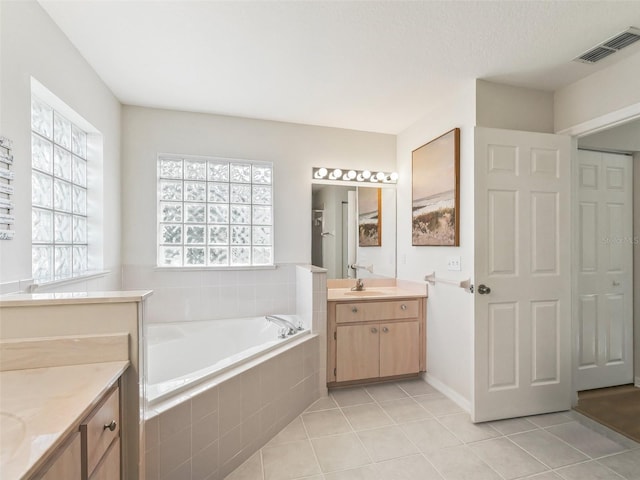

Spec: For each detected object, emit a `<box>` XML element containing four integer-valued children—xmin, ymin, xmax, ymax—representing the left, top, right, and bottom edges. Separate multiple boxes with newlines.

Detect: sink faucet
<box><xmin>351</xmin><ymin>278</ymin><xmax>365</xmax><ymax>291</ymax></box>
<box><xmin>265</xmin><ymin>315</ymin><xmax>301</xmax><ymax>337</ymax></box>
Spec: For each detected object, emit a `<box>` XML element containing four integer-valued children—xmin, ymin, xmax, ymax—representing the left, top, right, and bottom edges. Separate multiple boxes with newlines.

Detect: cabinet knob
<box><xmin>371</xmin><ymin>327</ymin><xmax>377</xmax><ymax>333</ymax></box>
<box><xmin>382</xmin><ymin>327</ymin><xmax>389</xmax><ymax>333</ymax></box>
<box><xmin>400</xmin><ymin>304</ymin><xmax>407</xmax><ymax>310</ymax></box>
<box><xmin>104</xmin><ymin>420</ymin><xmax>117</xmax><ymax>432</ymax></box>
<box><xmin>351</xmin><ymin>307</ymin><xmax>358</xmax><ymax>313</ymax></box>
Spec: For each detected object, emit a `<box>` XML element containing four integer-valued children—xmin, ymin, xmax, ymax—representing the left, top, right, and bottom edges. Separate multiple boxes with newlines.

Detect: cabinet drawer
<box><xmin>82</xmin><ymin>387</ymin><xmax>120</xmax><ymax>477</ymax></box>
<box><xmin>336</xmin><ymin>299</ymin><xmax>418</xmax><ymax>323</ymax></box>
<box><xmin>90</xmin><ymin>437</ymin><xmax>120</xmax><ymax>480</ymax></box>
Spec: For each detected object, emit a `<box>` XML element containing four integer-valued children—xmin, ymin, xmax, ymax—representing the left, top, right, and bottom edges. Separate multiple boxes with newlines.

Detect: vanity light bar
<box><xmin>312</xmin><ymin>167</ymin><xmax>398</xmax><ymax>184</ymax></box>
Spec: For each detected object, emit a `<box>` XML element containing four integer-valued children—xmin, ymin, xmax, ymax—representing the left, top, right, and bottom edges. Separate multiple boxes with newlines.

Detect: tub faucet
<box><xmin>265</xmin><ymin>315</ymin><xmax>300</xmax><ymax>336</ymax></box>
<box><xmin>351</xmin><ymin>278</ymin><xmax>365</xmax><ymax>291</ymax></box>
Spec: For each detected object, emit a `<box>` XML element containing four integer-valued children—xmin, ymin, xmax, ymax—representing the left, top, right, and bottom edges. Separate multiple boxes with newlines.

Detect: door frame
<box><xmin>559</xmin><ymin>103</ymin><xmax>640</xmax><ymax>404</ymax></box>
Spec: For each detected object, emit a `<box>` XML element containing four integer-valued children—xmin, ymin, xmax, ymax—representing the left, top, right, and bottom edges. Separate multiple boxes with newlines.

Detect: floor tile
<box><xmin>395</xmin><ymin>378</ymin><xmax>439</xmax><ymax>396</ymax></box>
<box><xmin>305</xmin><ymin>396</ymin><xmax>338</xmax><ymax>412</ymax></box>
<box><xmin>437</xmin><ymin>413</ymin><xmax>501</xmax><ymax>443</ymax></box>
<box><xmin>488</xmin><ymin>417</ymin><xmax>539</xmax><ymax>435</ymax></box>
<box><xmin>224</xmin><ymin>452</ymin><xmax>262</xmax><ymax>480</ymax></box>
<box><xmin>302</xmin><ymin>409</ymin><xmax>351</xmax><ymax>437</ymax></box>
<box><xmin>365</xmin><ymin>383</ymin><xmax>409</xmax><ymax>402</ymax></box>
<box><xmin>261</xmin><ymin>439</ymin><xmax>321</xmax><ymax>480</ymax></box>
<box><xmin>330</xmin><ymin>387</ymin><xmax>374</xmax><ymax>407</ymax></box>
<box><xmin>597</xmin><ymin>449</ymin><xmax>640</xmax><ymax>480</ymax></box>
<box><xmin>311</xmin><ymin>432</ymin><xmax>372</xmax><ymax>473</ymax></box>
<box><xmin>424</xmin><ymin>445</ymin><xmax>502</xmax><ymax>480</ymax></box>
<box><xmin>555</xmin><ymin>460</ymin><xmax>625</xmax><ymax>480</ymax></box>
<box><xmin>509</xmin><ymin>430</ymin><xmax>589</xmax><ymax>468</ymax></box>
<box><xmin>266</xmin><ymin>417</ymin><xmax>308</xmax><ymax>446</ymax></box>
<box><xmin>414</xmin><ymin>395</ymin><xmax>464</xmax><ymax>416</ymax></box>
<box><xmin>526</xmin><ymin>472</ymin><xmax>563</xmax><ymax>479</ymax></box>
<box><xmin>375</xmin><ymin>454</ymin><xmax>443</xmax><ymax>480</ymax></box>
<box><xmin>379</xmin><ymin>398</ymin><xmax>432</xmax><ymax>423</ymax></box>
<box><xmin>400</xmin><ymin>418</ymin><xmax>462</xmax><ymax>453</ymax></box>
<box><xmin>470</xmin><ymin>437</ymin><xmax>548</xmax><ymax>479</ymax></box>
<box><xmin>357</xmin><ymin>425</ymin><xmax>419</xmax><ymax>462</ymax></box>
<box><xmin>342</xmin><ymin>403</ymin><xmax>394</xmax><ymax>431</ymax></box>
<box><xmin>527</xmin><ymin>412</ymin><xmax>574</xmax><ymax>428</ymax></box>
<box><xmin>323</xmin><ymin>464</ymin><xmax>379</xmax><ymax>480</ymax></box>
<box><xmin>547</xmin><ymin>421</ymin><xmax>627</xmax><ymax>458</ymax></box>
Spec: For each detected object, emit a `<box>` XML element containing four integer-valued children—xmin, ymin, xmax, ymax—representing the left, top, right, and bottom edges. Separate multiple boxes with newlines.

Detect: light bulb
<box><xmin>317</xmin><ymin>167</ymin><xmax>327</xmax><ymax>178</ymax></box>
<box><xmin>333</xmin><ymin>168</ymin><xmax>342</xmax><ymax>177</ymax></box>
<box><xmin>390</xmin><ymin>172</ymin><xmax>399</xmax><ymax>181</ymax></box>
<box><xmin>370</xmin><ymin>176</ymin><xmax>378</xmax><ymax>183</ymax></box>
<box><xmin>348</xmin><ymin>170</ymin><xmax>357</xmax><ymax>179</ymax></box>
<box><xmin>356</xmin><ymin>174</ymin><xmax>365</xmax><ymax>182</ymax></box>
<box><xmin>376</xmin><ymin>171</ymin><xmax>385</xmax><ymax>181</ymax></box>
<box><xmin>362</xmin><ymin>170</ymin><xmax>371</xmax><ymax>179</ymax></box>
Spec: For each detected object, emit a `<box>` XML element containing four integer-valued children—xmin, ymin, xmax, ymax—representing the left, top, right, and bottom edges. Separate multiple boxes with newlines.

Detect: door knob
<box><xmin>477</xmin><ymin>284</ymin><xmax>491</xmax><ymax>295</ymax></box>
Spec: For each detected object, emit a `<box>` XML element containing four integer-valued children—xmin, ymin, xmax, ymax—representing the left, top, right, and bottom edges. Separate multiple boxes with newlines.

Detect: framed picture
<box><xmin>358</xmin><ymin>187</ymin><xmax>382</xmax><ymax>247</ymax></box>
<box><xmin>411</xmin><ymin>128</ymin><xmax>460</xmax><ymax>246</ymax></box>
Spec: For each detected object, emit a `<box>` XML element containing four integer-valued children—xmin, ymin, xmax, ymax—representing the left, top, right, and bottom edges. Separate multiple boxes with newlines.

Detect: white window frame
<box><xmin>157</xmin><ymin>154</ymin><xmax>274</xmax><ymax>268</ymax></box>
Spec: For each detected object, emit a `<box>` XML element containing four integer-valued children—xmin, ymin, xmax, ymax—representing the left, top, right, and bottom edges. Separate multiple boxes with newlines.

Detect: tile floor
<box><xmin>224</xmin><ymin>379</ymin><xmax>640</xmax><ymax>480</ymax></box>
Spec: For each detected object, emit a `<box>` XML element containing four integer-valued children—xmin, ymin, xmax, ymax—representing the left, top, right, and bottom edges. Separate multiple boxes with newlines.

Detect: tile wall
<box><xmin>145</xmin><ymin>335</ymin><xmax>320</xmax><ymax>480</ymax></box>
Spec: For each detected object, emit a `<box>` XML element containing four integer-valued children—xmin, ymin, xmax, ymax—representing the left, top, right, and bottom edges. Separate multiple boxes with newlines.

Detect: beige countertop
<box><xmin>0</xmin><ymin>290</ymin><xmax>153</xmax><ymax>307</ymax></box>
<box><xmin>327</xmin><ymin>286</ymin><xmax>427</xmax><ymax>301</ymax></box>
<box><xmin>0</xmin><ymin>361</ymin><xmax>129</xmax><ymax>479</ymax></box>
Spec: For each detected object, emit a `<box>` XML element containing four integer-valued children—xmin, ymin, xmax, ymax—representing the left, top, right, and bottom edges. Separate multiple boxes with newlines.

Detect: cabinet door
<box><xmin>336</xmin><ymin>324</ymin><xmax>379</xmax><ymax>382</ymax></box>
<box><xmin>380</xmin><ymin>321</ymin><xmax>419</xmax><ymax>377</ymax></box>
<box><xmin>41</xmin><ymin>432</ymin><xmax>82</xmax><ymax>480</ymax></box>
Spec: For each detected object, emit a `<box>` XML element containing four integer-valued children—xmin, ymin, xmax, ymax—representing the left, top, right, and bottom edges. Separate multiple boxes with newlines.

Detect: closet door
<box><xmin>576</xmin><ymin>150</ymin><xmax>633</xmax><ymax>391</ymax></box>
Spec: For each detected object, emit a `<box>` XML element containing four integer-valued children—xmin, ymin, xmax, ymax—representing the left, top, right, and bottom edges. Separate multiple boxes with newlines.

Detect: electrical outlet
<box><xmin>447</xmin><ymin>256</ymin><xmax>461</xmax><ymax>271</ymax></box>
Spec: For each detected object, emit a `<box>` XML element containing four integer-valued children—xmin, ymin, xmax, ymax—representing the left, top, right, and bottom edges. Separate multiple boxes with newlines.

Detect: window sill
<box><xmin>154</xmin><ymin>265</ymin><xmax>277</xmax><ymax>272</ymax></box>
<box><xmin>28</xmin><ymin>270</ymin><xmax>112</xmax><ymax>292</ymax></box>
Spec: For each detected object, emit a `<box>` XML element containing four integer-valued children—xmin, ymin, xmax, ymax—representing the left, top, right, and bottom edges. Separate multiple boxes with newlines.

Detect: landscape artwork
<box><xmin>411</xmin><ymin>128</ymin><xmax>460</xmax><ymax>246</ymax></box>
<box><xmin>358</xmin><ymin>187</ymin><xmax>381</xmax><ymax>247</ymax></box>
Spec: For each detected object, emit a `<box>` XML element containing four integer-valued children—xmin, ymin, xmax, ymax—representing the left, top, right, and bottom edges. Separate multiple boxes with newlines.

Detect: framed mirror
<box><xmin>311</xmin><ymin>183</ymin><xmax>396</xmax><ymax>279</ymax></box>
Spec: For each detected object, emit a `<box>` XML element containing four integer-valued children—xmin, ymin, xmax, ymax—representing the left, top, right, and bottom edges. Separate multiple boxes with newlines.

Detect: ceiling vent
<box><xmin>574</xmin><ymin>27</ymin><xmax>640</xmax><ymax>64</ymax></box>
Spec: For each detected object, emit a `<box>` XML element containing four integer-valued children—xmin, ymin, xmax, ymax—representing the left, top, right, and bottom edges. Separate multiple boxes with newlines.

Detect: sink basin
<box><xmin>0</xmin><ymin>412</ymin><xmax>26</xmax><ymax>460</ymax></box>
<box><xmin>343</xmin><ymin>290</ymin><xmax>386</xmax><ymax>296</ymax></box>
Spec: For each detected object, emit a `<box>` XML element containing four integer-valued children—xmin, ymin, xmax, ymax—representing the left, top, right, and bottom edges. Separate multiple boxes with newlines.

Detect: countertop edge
<box><xmin>1</xmin><ymin>360</ymin><xmax>130</xmax><ymax>479</ymax></box>
<box><xmin>0</xmin><ymin>290</ymin><xmax>153</xmax><ymax>307</ymax></box>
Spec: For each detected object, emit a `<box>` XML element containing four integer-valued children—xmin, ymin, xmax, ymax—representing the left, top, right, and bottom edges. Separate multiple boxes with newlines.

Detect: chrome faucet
<box><xmin>351</xmin><ymin>278</ymin><xmax>365</xmax><ymax>291</ymax></box>
<box><xmin>265</xmin><ymin>315</ymin><xmax>301</xmax><ymax>337</ymax></box>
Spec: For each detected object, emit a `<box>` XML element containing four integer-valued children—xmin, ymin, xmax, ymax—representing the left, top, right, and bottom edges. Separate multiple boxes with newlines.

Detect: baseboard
<box><xmin>422</xmin><ymin>372</ymin><xmax>471</xmax><ymax>413</ymax></box>
<box><xmin>635</xmin><ymin>376</ymin><xmax>640</xmax><ymax>388</ymax></box>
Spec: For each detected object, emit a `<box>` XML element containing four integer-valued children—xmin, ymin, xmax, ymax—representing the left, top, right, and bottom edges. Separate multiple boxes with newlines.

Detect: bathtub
<box><xmin>146</xmin><ymin>315</ymin><xmax>310</xmax><ymax>406</ymax></box>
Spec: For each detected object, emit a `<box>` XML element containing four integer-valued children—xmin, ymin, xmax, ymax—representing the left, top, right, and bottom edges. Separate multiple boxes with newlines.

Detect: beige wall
<box><xmin>578</xmin><ymin>119</ymin><xmax>640</xmax><ymax>152</ymax></box>
<box><xmin>396</xmin><ymin>81</ymin><xmax>476</xmax><ymax>407</ymax></box>
<box><xmin>476</xmin><ymin>80</ymin><xmax>554</xmax><ymax>133</ymax></box>
<box><xmin>554</xmin><ymin>51</ymin><xmax>640</xmax><ymax>133</ymax></box>
<box><xmin>0</xmin><ymin>0</ymin><xmax>122</xmax><ymax>291</ymax></box>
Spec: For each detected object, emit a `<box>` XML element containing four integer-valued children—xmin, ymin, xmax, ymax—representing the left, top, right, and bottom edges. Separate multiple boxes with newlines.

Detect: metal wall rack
<box><xmin>0</xmin><ymin>136</ymin><xmax>15</xmax><ymax>240</ymax></box>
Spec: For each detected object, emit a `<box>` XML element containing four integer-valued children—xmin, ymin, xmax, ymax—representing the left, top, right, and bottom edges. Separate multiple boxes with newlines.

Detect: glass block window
<box><xmin>31</xmin><ymin>97</ymin><xmax>88</xmax><ymax>281</ymax></box>
<box><xmin>158</xmin><ymin>155</ymin><xmax>273</xmax><ymax>267</ymax></box>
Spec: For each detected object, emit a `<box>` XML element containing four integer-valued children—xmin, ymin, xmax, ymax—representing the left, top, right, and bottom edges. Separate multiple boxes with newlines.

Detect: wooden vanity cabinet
<box><xmin>33</xmin><ymin>380</ymin><xmax>122</xmax><ymax>480</ymax></box>
<box><xmin>328</xmin><ymin>297</ymin><xmax>426</xmax><ymax>385</ymax></box>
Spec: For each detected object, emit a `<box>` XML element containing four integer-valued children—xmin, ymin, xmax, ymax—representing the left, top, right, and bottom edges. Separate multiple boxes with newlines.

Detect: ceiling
<box><xmin>39</xmin><ymin>1</ymin><xmax>640</xmax><ymax>134</ymax></box>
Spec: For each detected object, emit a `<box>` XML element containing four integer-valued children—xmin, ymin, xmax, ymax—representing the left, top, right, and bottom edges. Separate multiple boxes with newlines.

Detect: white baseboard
<box><xmin>421</xmin><ymin>372</ymin><xmax>471</xmax><ymax>413</ymax></box>
<box><xmin>635</xmin><ymin>376</ymin><xmax>640</xmax><ymax>388</ymax></box>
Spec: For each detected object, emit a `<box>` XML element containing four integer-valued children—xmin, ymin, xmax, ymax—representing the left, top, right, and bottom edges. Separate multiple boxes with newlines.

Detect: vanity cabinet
<box><xmin>32</xmin><ymin>380</ymin><xmax>122</xmax><ymax>480</ymax></box>
<box><xmin>328</xmin><ymin>296</ymin><xmax>426</xmax><ymax>385</ymax></box>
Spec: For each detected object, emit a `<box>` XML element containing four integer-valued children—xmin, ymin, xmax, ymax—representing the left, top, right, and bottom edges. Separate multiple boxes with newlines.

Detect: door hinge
<box><xmin>334</xmin><ymin>331</ymin><xmax>337</xmax><ymax>340</ymax></box>
<box><xmin>334</xmin><ymin>367</ymin><xmax>337</xmax><ymax>377</ymax></box>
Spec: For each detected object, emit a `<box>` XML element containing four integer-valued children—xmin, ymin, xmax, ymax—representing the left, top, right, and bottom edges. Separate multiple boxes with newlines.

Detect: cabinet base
<box><xmin>327</xmin><ymin>371</ymin><xmax>424</xmax><ymax>389</ymax></box>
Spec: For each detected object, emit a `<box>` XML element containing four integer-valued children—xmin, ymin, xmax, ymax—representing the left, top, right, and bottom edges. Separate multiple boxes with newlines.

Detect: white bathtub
<box><xmin>145</xmin><ymin>315</ymin><xmax>309</xmax><ymax>406</ymax></box>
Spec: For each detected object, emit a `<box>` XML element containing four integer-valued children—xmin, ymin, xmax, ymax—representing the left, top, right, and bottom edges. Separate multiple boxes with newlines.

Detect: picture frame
<box><xmin>358</xmin><ymin>187</ymin><xmax>382</xmax><ymax>247</ymax></box>
<box><xmin>411</xmin><ymin>128</ymin><xmax>460</xmax><ymax>246</ymax></box>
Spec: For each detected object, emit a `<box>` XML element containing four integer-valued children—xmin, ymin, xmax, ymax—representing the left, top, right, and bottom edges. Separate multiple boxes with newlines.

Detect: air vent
<box><xmin>574</xmin><ymin>27</ymin><xmax>640</xmax><ymax>64</ymax></box>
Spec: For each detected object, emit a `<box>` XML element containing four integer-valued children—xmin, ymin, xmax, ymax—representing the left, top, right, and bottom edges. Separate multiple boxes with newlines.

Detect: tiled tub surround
<box><xmin>145</xmin><ymin>334</ymin><xmax>320</xmax><ymax>480</ymax></box>
<box><xmin>146</xmin><ymin>316</ymin><xmax>310</xmax><ymax>404</ymax></box>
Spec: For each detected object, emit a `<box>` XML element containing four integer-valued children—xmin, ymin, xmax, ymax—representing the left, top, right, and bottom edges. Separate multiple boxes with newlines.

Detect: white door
<box><xmin>575</xmin><ymin>150</ymin><xmax>633</xmax><ymax>391</ymax></box>
<box><xmin>473</xmin><ymin>127</ymin><xmax>572</xmax><ymax>422</ymax></box>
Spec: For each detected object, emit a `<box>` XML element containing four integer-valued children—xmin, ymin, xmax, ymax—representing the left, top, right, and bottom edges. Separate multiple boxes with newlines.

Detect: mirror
<box><xmin>311</xmin><ymin>183</ymin><xmax>396</xmax><ymax>279</ymax></box>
